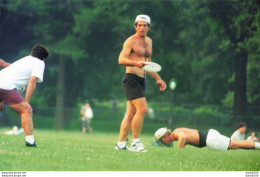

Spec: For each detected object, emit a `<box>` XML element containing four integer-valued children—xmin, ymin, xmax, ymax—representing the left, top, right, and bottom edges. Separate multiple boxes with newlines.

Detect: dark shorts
<box><xmin>0</xmin><ymin>88</ymin><xmax>24</xmax><ymax>105</ymax></box>
<box><xmin>198</xmin><ymin>130</ymin><xmax>209</xmax><ymax>147</ymax></box>
<box><xmin>81</xmin><ymin>120</ymin><xmax>86</xmax><ymax>128</ymax></box>
<box><xmin>122</xmin><ymin>73</ymin><xmax>146</xmax><ymax>100</ymax></box>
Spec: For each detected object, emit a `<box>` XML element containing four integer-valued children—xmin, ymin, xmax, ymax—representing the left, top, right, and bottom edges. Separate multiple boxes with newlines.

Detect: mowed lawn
<box><xmin>0</xmin><ymin>128</ymin><xmax>259</xmax><ymax>171</ymax></box>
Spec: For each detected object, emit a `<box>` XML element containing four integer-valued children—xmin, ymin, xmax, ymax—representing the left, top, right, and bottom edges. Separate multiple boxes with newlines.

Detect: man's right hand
<box><xmin>25</xmin><ymin>102</ymin><xmax>33</xmax><ymax>113</ymax></box>
<box><xmin>137</xmin><ymin>61</ymin><xmax>147</xmax><ymax>68</ymax></box>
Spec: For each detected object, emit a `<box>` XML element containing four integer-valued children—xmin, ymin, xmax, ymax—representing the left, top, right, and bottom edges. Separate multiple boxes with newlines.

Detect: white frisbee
<box><xmin>142</xmin><ymin>62</ymin><xmax>162</xmax><ymax>72</ymax></box>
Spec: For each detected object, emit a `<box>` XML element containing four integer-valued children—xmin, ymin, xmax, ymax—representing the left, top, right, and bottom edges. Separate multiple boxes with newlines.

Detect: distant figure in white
<box><xmin>80</xmin><ymin>102</ymin><xmax>94</xmax><ymax>134</ymax></box>
<box><xmin>147</xmin><ymin>107</ymin><xmax>155</xmax><ymax>119</ymax></box>
<box><xmin>231</xmin><ymin>122</ymin><xmax>246</xmax><ymax>141</ymax></box>
<box><xmin>4</xmin><ymin>126</ymin><xmax>24</xmax><ymax>135</ymax></box>
<box><xmin>247</xmin><ymin>132</ymin><xmax>259</xmax><ymax>142</ymax></box>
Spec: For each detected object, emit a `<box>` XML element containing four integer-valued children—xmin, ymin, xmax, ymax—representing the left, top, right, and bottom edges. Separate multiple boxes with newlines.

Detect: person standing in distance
<box><xmin>0</xmin><ymin>44</ymin><xmax>49</xmax><ymax>147</ymax></box>
<box><xmin>116</xmin><ymin>15</ymin><xmax>167</xmax><ymax>152</ymax></box>
<box><xmin>231</xmin><ymin>122</ymin><xmax>247</xmax><ymax>141</ymax></box>
<box><xmin>80</xmin><ymin>102</ymin><xmax>94</xmax><ymax>134</ymax></box>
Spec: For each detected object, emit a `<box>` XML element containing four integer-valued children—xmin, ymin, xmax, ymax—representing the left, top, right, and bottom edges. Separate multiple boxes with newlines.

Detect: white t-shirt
<box><xmin>0</xmin><ymin>55</ymin><xmax>45</xmax><ymax>91</ymax></box>
<box><xmin>247</xmin><ymin>136</ymin><xmax>257</xmax><ymax>142</ymax></box>
<box><xmin>84</xmin><ymin>108</ymin><xmax>93</xmax><ymax>119</ymax></box>
<box><xmin>231</xmin><ymin>130</ymin><xmax>245</xmax><ymax>141</ymax></box>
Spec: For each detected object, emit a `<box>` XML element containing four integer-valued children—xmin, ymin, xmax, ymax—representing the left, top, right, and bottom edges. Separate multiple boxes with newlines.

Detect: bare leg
<box><xmin>82</xmin><ymin>127</ymin><xmax>86</xmax><ymax>134</ymax></box>
<box><xmin>118</xmin><ymin>101</ymin><xmax>136</xmax><ymax>142</ymax></box>
<box><xmin>228</xmin><ymin>140</ymin><xmax>255</xmax><ymax>149</ymax></box>
<box><xmin>131</xmin><ymin>97</ymin><xmax>147</xmax><ymax>139</ymax></box>
<box><xmin>86</xmin><ymin>118</ymin><xmax>94</xmax><ymax>134</ymax></box>
<box><xmin>9</xmin><ymin>102</ymin><xmax>33</xmax><ymax>136</ymax></box>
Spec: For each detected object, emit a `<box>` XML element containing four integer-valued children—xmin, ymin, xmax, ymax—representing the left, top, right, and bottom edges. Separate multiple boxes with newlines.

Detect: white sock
<box><xmin>26</xmin><ymin>135</ymin><xmax>35</xmax><ymax>144</ymax></box>
<box><xmin>132</xmin><ymin>138</ymin><xmax>140</xmax><ymax>145</ymax></box>
<box><xmin>117</xmin><ymin>141</ymin><xmax>126</xmax><ymax>148</ymax></box>
<box><xmin>255</xmin><ymin>142</ymin><xmax>260</xmax><ymax>149</ymax></box>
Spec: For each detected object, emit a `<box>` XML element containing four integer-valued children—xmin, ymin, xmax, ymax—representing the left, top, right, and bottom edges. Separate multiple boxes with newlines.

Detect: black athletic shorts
<box><xmin>122</xmin><ymin>73</ymin><xmax>146</xmax><ymax>100</ymax></box>
<box><xmin>198</xmin><ymin>130</ymin><xmax>209</xmax><ymax>147</ymax></box>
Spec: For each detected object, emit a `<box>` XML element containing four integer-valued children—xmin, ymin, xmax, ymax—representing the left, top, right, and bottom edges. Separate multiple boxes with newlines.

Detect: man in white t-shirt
<box><xmin>247</xmin><ymin>132</ymin><xmax>259</xmax><ymax>142</ymax></box>
<box><xmin>231</xmin><ymin>122</ymin><xmax>246</xmax><ymax>141</ymax></box>
<box><xmin>80</xmin><ymin>102</ymin><xmax>94</xmax><ymax>134</ymax></box>
<box><xmin>0</xmin><ymin>44</ymin><xmax>49</xmax><ymax>147</ymax></box>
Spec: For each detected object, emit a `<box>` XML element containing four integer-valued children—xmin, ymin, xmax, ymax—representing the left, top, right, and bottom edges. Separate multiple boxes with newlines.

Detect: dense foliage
<box><xmin>0</xmin><ymin>0</ymin><xmax>259</xmax><ymax>128</ymax></box>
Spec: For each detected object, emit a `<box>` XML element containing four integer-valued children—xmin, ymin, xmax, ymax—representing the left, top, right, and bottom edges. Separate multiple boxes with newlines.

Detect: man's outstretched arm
<box><xmin>0</xmin><ymin>59</ymin><xmax>11</xmax><ymax>68</ymax></box>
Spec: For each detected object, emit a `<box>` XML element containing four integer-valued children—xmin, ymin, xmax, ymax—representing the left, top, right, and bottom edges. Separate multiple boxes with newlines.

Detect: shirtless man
<box><xmin>154</xmin><ymin>127</ymin><xmax>260</xmax><ymax>151</ymax></box>
<box><xmin>115</xmin><ymin>15</ymin><xmax>167</xmax><ymax>152</ymax></box>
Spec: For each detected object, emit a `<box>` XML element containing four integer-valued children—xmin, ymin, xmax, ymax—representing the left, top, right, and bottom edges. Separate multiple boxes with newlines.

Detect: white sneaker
<box><xmin>115</xmin><ymin>144</ymin><xmax>133</xmax><ymax>151</ymax></box>
<box><xmin>131</xmin><ymin>142</ymin><xmax>147</xmax><ymax>152</ymax></box>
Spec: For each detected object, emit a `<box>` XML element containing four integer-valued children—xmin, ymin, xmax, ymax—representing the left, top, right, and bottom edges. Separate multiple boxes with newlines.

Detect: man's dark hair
<box><xmin>31</xmin><ymin>44</ymin><xmax>49</xmax><ymax>60</ymax></box>
<box><xmin>135</xmin><ymin>22</ymin><xmax>150</xmax><ymax>27</ymax></box>
<box><xmin>237</xmin><ymin>122</ymin><xmax>246</xmax><ymax>129</ymax></box>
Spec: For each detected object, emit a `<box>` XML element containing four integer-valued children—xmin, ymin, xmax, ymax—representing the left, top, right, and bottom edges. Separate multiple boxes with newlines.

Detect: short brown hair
<box><xmin>237</xmin><ymin>122</ymin><xmax>246</xmax><ymax>129</ymax></box>
<box><xmin>134</xmin><ymin>22</ymin><xmax>150</xmax><ymax>27</ymax></box>
<box><xmin>31</xmin><ymin>44</ymin><xmax>49</xmax><ymax>60</ymax></box>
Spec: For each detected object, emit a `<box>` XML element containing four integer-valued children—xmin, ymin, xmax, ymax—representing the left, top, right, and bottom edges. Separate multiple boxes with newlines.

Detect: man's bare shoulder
<box><xmin>124</xmin><ymin>34</ymin><xmax>152</xmax><ymax>42</ymax></box>
<box><xmin>146</xmin><ymin>36</ymin><xmax>152</xmax><ymax>42</ymax></box>
<box><xmin>174</xmin><ymin>127</ymin><xmax>189</xmax><ymax>132</ymax></box>
<box><xmin>123</xmin><ymin>35</ymin><xmax>136</xmax><ymax>47</ymax></box>
<box><xmin>174</xmin><ymin>127</ymin><xmax>201</xmax><ymax>135</ymax></box>
<box><xmin>172</xmin><ymin>128</ymin><xmax>188</xmax><ymax>139</ymax></box>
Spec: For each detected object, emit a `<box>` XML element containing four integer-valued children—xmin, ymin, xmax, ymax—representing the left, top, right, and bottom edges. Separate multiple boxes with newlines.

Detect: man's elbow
<box><xmin>29</xmin><ymin>77</ymin><xmax>38</xmax><ymax>84</ymax></box>
<box><xmin>118</xmin><ymin>58</ymin><xmax>124</xmax><ymax>65</ymax></box>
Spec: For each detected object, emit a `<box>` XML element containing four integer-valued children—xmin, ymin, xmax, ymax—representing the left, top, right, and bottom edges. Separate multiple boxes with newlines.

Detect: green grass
<box><xmin>0</xmin><ymin>128</ymin><xmax>259</xmax><ymax>171</ymax></box>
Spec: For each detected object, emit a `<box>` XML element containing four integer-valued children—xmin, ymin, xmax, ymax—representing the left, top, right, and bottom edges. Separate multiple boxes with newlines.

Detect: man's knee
<box><xmin>138</xmin><ymin>105</ymin><xmax>147</xmax><ymax>115</ymax></box>
<box><xmin>10</xmin><ymin>102</ymin><xmax>33</xmax><ymax>116</ymax></box>
<box><xmin>228</xmin><ymin>141</ymin><xmax>238</xmax><ymax>149</ymax></box>
<box><xmin>127</xmin><ymin>112</ymin><xmax>136</xmax><ymax>118</ymax></box>
<box><xmin>19</xmin><ymin>108</ymin><xmax>33</xmax><ymax>118</ymax></box>
<box><xmin>124</xmin><ymin>112</ymin><xmax>136</xmax><ymax>124</ymax></box>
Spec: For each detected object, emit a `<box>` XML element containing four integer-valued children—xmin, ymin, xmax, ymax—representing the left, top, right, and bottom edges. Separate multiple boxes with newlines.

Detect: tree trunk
<box><xmin>233</xmin><ymin>49</ymin><xmax>247</xmax><ymax>128</ymax></box>
<box><xmin>54</xmin><ymin>56</ymin><xmax>65</xmax><ymax>129</ymax></box>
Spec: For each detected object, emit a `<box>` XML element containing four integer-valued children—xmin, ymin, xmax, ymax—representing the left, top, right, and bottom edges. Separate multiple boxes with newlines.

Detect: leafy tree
<box><xmin>207</xmin><ymin>0</ymin><xmax>259</xmax><ymax>127</ymax></box>
<box><xmin>1</xmin><ymin>0</ymin><xmax>259</xmax><ymax>129</ymax></box>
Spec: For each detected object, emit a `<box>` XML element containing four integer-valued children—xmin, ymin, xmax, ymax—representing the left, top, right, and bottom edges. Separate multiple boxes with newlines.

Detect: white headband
<box><xmin>154</xmin><ymin>128</ymin><xmax>168</xmax><ymax>140</ymax></box>
<box><xmin>135</xmin><ymin>15</ymin><xmax>151</xmax><ymax>24</ymax></box>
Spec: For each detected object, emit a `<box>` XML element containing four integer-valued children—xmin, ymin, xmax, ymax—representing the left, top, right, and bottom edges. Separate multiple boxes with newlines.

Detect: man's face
<box><xmin>239</xmin><ymin>126</ymin><xmax>247</xmax><ymax>133</ymax></box>
<box><xmin>135</xmin><ymin>21</ymin><xmax>150</xmax><ymax>36</ymax></box>
<box><xmin>161</xmin><ymin>132</ymin><xmax>171</xmax><ymax>145</ymax></box>
<box><xmin>252</xmin><ymin>132</ymin><xmax>255</xmax><ymax>137</ymax></box>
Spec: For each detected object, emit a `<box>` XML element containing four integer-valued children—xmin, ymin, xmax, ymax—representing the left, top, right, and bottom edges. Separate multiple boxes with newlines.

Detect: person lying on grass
<box><xmin>154</xmin><ymin>127</ymin><xmax>260</xmax><ymax>151</ymax></box>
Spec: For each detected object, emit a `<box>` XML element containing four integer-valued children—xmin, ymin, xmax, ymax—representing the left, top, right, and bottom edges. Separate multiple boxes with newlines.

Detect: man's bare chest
<box><xmin>132</xmin><ymin>41</ymin><xmax>152</xmax><ymax>58</ymax></box>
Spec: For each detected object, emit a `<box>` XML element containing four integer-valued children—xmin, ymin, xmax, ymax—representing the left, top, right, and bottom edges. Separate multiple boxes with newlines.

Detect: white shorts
<box><xmin>206</xmin><ymin>129</ymin><xmax>230</xmax><ymax>151</ymax></box>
